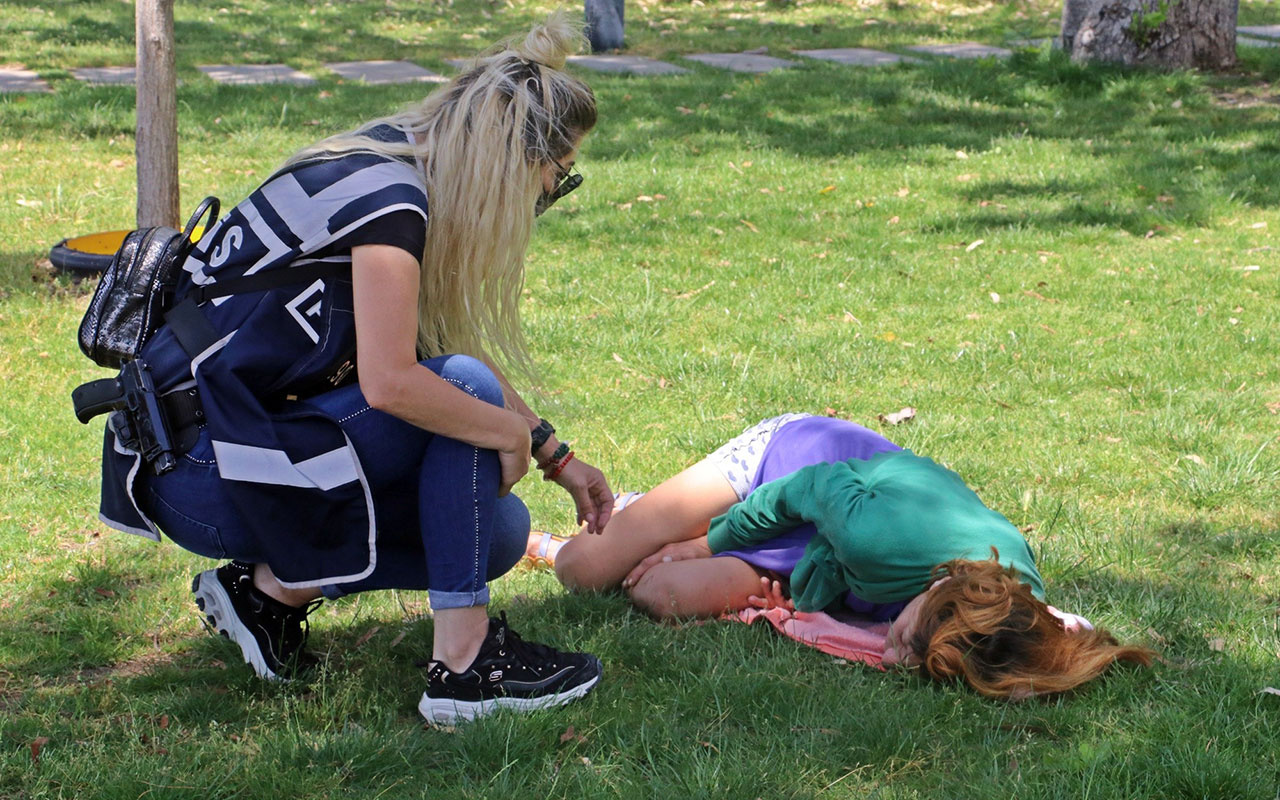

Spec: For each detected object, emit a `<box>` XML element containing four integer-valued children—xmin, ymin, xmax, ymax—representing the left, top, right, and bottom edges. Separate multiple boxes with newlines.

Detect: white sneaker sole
<box><xmin>192</xmin><ymin>570</ymin><xmax>280</xmax><ymax>681</ymax></box>
<box><xmin>418</xmin><ymin>672</ymin><xmax>601</xmax><ymax>725</ymax></box>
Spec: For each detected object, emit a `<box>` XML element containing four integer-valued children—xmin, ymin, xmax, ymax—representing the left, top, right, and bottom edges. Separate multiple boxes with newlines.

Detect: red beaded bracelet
<box><xmin>544</xmin><ymin>450</ymin><xmax>575</xmax><ymax>481</ymax></box>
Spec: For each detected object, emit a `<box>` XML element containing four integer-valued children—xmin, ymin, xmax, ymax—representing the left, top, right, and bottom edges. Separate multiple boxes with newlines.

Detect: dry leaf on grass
<box><xmin>1207</xmin><ymin>637</ymin><xmax>1226</xmax><ymax>652</ymax></box>
<box><xmin>30</xmin><ymin>737</ymin><xmax>49</xmax><ymax>763</ymax></box>
<box><xmin>1262</xmin><ymin>687</ymin><xmax>1280</xmax><ymax>696</ymax></box>
<box><xmin>354</xmin><ymin>625</ymin><xmax>380</xmax><ymax>648</ymax></box>
<box><xmin>877</xmin><ymin>407</ymin><xmax>916</xmax><ymax>425</ymax></box>
<box><xmin>966</xmin><ymin>239</ymin><xmax>984</xmax><ymax>252</ymax></box>
<box><xmin>560</xmin><ymin>725</ymin><xmax>587</xmax><ymax>745</ymax></box>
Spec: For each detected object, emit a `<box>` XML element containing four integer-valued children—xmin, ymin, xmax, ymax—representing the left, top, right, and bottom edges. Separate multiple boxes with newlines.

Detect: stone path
<box><xmin>684</xmin><ymin>52</ymin><xmax>798</xmax><ymax>73</ymax></box>
<box><xmin>3</xmin><ymin>26</ymin><xmax>1279</xmax><ymax>92</ymax></box>
<box><xmin>324</xmin><ymin>60</ymin><xmax>446</xmax><ymax>84</ymax></box>
<box><xmin>0</xmin><ymin>68</ymin><xmax>50</xmax><ymax>93</ymax></box>
<box><xmin>793</xmin><ymin>48</ymin><xmax>922</xmax><ymax>66</ymax></box>
<box><xmin>197</xmin><ymin>64</ymin><xmax>316</xmax><ymax>86</ymax></box>
<box><xmin>906</xmin><ymin>42</ymin><xmax>1013</xmax><ymax>59</ymax></box>
<box><xmin>71</xmin><ymin>66</ymin><xmax>137</xmax><ymax>85</ymax></box>
<box><xmin>567</xmin><ymin>54</ymin><xmax>688</xmax><ymax>75</ymax></box>
<box><xmin>1239</xmin><ymin>24</ymin><xmax>1280</xmax><ymax>39</ymax></box>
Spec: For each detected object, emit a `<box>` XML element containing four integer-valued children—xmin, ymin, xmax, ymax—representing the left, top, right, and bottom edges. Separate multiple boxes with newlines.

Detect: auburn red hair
<box><xmin>907</xmin><ymin>553</ymin><xmax>1154</xmax><ymax>699</ymax></box>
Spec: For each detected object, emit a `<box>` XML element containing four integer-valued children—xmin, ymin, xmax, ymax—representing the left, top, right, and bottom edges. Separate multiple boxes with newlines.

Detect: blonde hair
<box><xmin>909</xmin><ymin>554</ymin><xmax>1155</xmax><ymax>700</ymax></box>
<box><xmin>284</xmin><ymin>12</ymin><xmax>596</xmax><ymax>376</ymax></box>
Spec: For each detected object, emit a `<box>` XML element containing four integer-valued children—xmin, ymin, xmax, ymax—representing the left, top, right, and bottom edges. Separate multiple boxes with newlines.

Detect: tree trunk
<box><xmin>585</xmin><ymin>0</ymin><xmax>624</xmax><ymax>53</ymax></box>
<box><xmin>1061</xmin><ymin>0</ymin><xmax>1094</xmax><ymax>50</ymax></box>
<box><xmin>1070</xmin><ymin>0</ymin><xmax>1238</xmax><ymax>69</ymax></box>
<box><xmin>136</xmin><ymin>0</ymin><xmax>180</xmax><ymax>228</ymax></box>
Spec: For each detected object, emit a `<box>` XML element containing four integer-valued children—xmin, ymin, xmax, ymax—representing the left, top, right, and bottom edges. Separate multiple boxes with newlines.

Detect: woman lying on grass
<box><xmin>538</xmin><ymin>414</ymin><xmax>1153</xmax><ymax>699</ymax></box>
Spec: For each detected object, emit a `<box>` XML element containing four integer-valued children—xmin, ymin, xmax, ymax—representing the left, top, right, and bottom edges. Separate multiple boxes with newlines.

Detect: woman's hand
<box><xmin>621</xmin><ymin>535</ymin><xmax>712</xmax><ymax>588</ymax></box>
<box><xmin>746</xmin><ymin>576</ymin><xmax>795</xmax><ymax>612</ymax></box>
<box><xmin>552</xmin><ymin>456</ymin><xmax>613</xmax><ymax>534</ymax></box>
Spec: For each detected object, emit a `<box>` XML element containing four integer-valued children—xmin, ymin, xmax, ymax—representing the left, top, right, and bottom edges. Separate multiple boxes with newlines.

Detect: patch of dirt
<box><xmin>1211</xmin><ymin>81</ymin><xmax>1280</xmax><ymax>108</ymax></box>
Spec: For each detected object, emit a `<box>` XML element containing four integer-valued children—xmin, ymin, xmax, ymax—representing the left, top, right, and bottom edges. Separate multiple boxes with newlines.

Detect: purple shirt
<box><xmin>716</xmin><ymin>416</ymin><xmax>907</xmax><ymax>620</ymax></box>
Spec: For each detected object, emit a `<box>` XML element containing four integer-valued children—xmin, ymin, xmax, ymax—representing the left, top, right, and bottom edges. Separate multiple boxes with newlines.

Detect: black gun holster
<box><xmin>71</xmin><ymin>359</ymin><xmax>200</xmax><ymax>475</ymax></box>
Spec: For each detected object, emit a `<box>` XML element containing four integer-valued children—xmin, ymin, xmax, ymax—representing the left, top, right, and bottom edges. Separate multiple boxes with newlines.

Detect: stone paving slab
<box><xmin>325</xmin><ymin>60</ymin><xmax>446</xmax><ymax>84</ymax></box>
<box><xmin>793</xmin><ymin>47</ymin><xmax>922</xmax><ymax>66</ymax></box>
<box><xmin>72</xmin><ymin>66</ymin><xmax>137</xmax><ymax>85</ymax></box>
<box><xmin>566</xmin><ymin>54</ymin><xmax>689</xmax><ymax>75</ymax></box>
<box><xmin>1238</xmin><ymin>35</ymin><xmax>1280</xmax><ymax>48</ymax></box>
<box><xmin>0</xmin><ymin>68</ymin><xmax>50</xmax><ymax>93</ymax></box>
<box><xmin>444</xmin><ymin>58</ymin><xmax>472</xmax><ymax>70</ymax></box>
<box><xmin>684</xmin><ymin>52</ymin><xmax>798</xmax><ymax>73</ymax></box>
<box><xmin>198</xmin><ymin>64</ymin><xmax>317</xmax><ymax>86</ymax></box>
<box><xmin>1008</xmin><ymin>38</ymin><xmax>1057</xmax><ymax>49</ymax></box>
<box><xmin>1239</xmin><ymin>24</ymin><xmax>1280</xmax><ymax>39</ymax></box>
<box><xmin>906</xmin><ymin>42</ymin><xmax>1012</xmax><ymax>59</ymax></box>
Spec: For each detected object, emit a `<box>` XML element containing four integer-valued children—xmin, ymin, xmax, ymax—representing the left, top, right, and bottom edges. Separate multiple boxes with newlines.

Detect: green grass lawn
<box><xmin>2</xmin><ymin>1</ymin><xmax>1279</xmax><ymax>797</ymax></box>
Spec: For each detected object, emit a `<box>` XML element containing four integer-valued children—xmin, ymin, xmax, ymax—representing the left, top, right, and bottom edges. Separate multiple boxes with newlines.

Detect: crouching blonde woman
<box><xmin>93</xmin><ymin>15</ymin><xmax>610</xmax><ymax>724</ymax></box>
<box><xmin>542</xmin><ymin>414</ymin><xmax>1154</xmax><ymax>700</ymax></box>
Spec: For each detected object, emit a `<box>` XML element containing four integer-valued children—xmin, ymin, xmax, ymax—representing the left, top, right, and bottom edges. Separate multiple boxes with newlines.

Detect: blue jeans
<box><xmin>142</xmin><ymin>354</ymin><xmax>526</xmax><ymax>610</ymax></box>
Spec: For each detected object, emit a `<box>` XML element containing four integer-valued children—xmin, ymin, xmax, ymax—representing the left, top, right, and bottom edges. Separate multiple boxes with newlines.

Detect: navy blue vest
<box><xmin>99</xmin><ymin>128</ymin><xmax>428</xmax><ymax>588</ymax></box>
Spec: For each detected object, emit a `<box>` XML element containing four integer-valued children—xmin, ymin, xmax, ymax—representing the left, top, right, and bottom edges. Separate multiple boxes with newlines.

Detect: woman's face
<box><xmin>882</xmin><ymin>577</ymin><xmax>951</xmax><ymax>668</ymax></box>
<box><xmin>540</xmin><ymin>144</ymin><xmax>580</xmax><ymax>193</ymax></box>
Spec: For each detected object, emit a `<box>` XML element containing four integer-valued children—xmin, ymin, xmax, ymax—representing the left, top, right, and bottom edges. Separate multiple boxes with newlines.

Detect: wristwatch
<box><xmin>530</xmin><ymin>418</ymin><xmax>555</xmax><ymax>455</ymax></box>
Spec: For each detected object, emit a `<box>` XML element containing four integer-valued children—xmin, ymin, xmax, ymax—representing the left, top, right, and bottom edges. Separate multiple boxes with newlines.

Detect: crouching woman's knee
<box><xmin>427</xmin><ymin>354</ymin><xmax>503</xmax><ymax>408</ymax></box>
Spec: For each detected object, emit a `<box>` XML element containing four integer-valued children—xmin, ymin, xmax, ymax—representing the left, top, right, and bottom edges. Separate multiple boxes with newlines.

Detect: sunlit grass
<box><xmin>2</xmin><ymin>2</ymin><xmax>1279</xmax><ymax>798</ymax></box>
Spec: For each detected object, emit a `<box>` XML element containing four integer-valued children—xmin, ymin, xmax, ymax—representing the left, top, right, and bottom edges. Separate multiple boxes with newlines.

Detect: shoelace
<box><xmin>274</xmin><ymin>598</ymin><xmax>324</xmax><ymax>656</ymax></box>
<box><xmin>493</xmin><ymin>612</ymin><xmax>562</xmax><ymax>666</ymax></box>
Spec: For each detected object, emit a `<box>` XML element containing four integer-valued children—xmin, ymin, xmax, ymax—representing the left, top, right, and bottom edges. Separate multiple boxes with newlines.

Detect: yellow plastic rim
<box><xmin>58</xmin><ymin>225</ymin><xmax>208</xmax><ymax>255</ymax></box>
<box><xmin>59</xmin><ymin>230</ymin><xmax>131</xmax><ymax>255</ymax></box>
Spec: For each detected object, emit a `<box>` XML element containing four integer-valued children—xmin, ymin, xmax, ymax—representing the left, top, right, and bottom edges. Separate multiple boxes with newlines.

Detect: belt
<box><xmin>160</xmin><ymin>387</ymin><xmax>205</xmax><ymax>455</ymax></box>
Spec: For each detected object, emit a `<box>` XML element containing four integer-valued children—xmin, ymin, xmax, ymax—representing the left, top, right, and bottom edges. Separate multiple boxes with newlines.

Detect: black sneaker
<box><xmin>418</xmin><ymin>613</ymin><xmax>602</xmax><ymax>724</ymax></box>
<box><xmin>192</xmin><ymin>561</ymin><xmax>321</xmax><ymax>681</ymax></box>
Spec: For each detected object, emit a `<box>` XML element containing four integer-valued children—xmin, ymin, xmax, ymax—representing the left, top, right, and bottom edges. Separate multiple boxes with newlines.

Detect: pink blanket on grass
<box><xmin>730</xmin><ymin>607</ymin><xmax>890</xmax><ymax>669</ymax></box>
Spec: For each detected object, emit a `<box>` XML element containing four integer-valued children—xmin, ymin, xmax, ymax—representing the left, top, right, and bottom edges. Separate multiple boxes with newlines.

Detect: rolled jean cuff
<box><xmin>428</xmin><ymin>587</ymin><xmax>490</xmax><ymax>610</ymax></box>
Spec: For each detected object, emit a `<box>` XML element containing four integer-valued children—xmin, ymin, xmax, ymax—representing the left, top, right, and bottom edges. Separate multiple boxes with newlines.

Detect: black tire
<box><xmin>48</xmin><ymin>231</ymin><xmax>128</xmax><ymax>275</ymax></box>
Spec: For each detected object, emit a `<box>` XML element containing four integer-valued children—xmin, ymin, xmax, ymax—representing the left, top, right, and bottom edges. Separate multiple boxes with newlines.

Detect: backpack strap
<box><xmin>164</xmin><ymin>260</ymin><xmax>351</xmax><ymax>359</ymax></box>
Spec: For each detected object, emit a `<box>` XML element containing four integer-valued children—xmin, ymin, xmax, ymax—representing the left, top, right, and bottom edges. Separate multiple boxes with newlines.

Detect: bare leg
<box><xmin>253</xmin><ymin>563</ymin><xmax>486</xmax><ymax>672</ymax></box>
<box><xmin>253</xmin><ymin>563</ymin><xmax>323</xmax><ymax>606</ymax></box>
<box><xmin>431</xmin><ymin>606</ymin><xmax>489</xmax><ymax>672</ymax></box>
<box><xmin>627</xmin><ymin>556</ymin><xmax>766</xmax><ymax>620</ymax></box>
<box><xmin>554</xmin><ymin>460</ymin><xmax>739</xmax><ymax>592</ymax></box>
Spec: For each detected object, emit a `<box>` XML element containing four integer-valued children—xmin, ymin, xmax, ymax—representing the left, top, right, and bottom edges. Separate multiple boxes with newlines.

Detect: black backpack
<box><xmin>78</xmin><ymin>197</ymin><xmax>221</xmax><ymax>369</ymax></box>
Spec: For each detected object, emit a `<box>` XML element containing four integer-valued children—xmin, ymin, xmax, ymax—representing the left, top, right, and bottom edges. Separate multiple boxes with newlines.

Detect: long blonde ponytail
<box><xmin>284</xmin><ymin>12</ymin><xmax>596</xmax><ymax>379</ymax></box>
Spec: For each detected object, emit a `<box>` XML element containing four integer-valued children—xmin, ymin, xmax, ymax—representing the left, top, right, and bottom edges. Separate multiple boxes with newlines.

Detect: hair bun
<box><xmin>511</xmin><ymin>10</ymin><xmax>584</xmax><ymax>71</ymax></box>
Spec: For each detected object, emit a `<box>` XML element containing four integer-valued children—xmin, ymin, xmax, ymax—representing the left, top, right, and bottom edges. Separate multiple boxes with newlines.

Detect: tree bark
<box><xmin>1061</xmin><ymin>0</ymin><xmax>1094</xmax><ymax>50</ymax></box>
<box><xmin>136</xmin><ymin>0</ymin><xmax>180</xmax><ymax>227</ymax></box>
<box><xmin>585</xmin><ymin>0</ymin><xmax>624</xmax><ymax>53</ymax></box>
<box><xmin>1070</xmin><ymin>0</ymin><xmax>1238</xmax><ymax>69</ymax></box>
